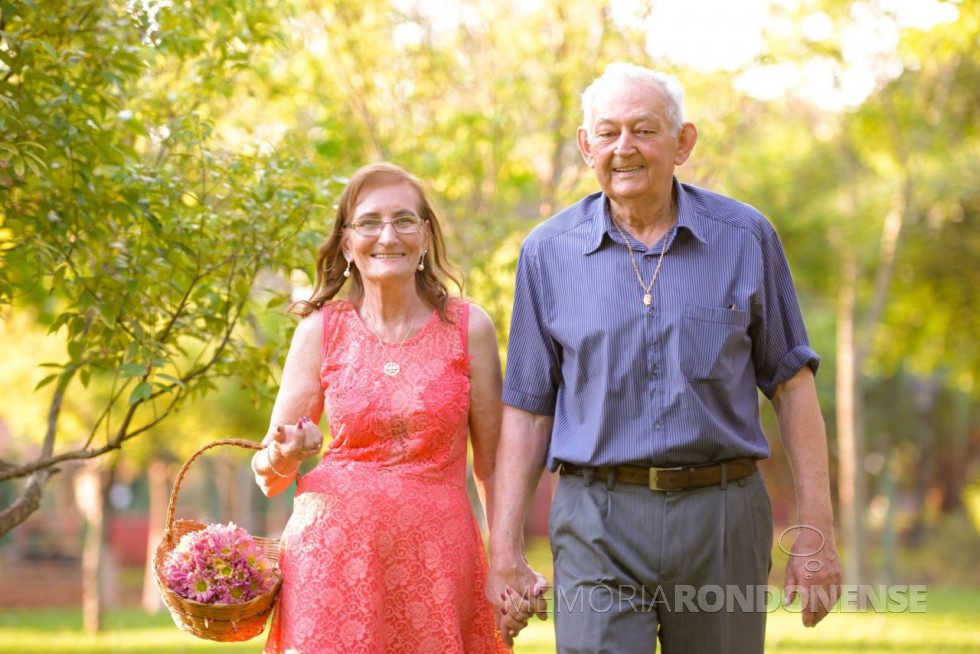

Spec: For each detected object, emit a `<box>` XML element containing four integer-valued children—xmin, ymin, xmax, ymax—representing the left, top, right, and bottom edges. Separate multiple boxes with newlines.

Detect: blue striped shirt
<box><xmin>503</xmin><ymin>178</ymin><xmax>819</xmax><ymax>470</ymax></box>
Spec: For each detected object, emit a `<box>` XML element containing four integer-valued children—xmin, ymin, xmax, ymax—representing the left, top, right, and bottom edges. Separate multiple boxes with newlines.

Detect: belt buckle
<box><xmin>648</xmin><ymin>465</ymin><xmax>683</xmax><ymax>491</ymax></box>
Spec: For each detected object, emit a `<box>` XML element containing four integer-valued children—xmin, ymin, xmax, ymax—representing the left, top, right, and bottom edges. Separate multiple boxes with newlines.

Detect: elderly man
<box><xmin>486</xmin><ymin>62</ymin><xmax>841</xmax><ymax>653</ymax></box>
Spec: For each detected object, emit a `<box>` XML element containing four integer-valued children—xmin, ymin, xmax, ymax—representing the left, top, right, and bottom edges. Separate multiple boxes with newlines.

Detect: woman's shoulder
<box><xmin>293</xmin><ymin>299</ymin><xmax>354</xmax><ymax>338</ymax></box>
<box><xmin>323</xmin><ymin>298</ymin><xmax>355</xmax><ymax>313</ymax></box>
<box><xmin>443</xmin><ymin>296</ymin><xmax>492</xmax><ymax>324</ymax></box>
<box><xmin>452</xmin><ymin>299</ymin><xmax>496</xmax><ymax>343</ymax></box>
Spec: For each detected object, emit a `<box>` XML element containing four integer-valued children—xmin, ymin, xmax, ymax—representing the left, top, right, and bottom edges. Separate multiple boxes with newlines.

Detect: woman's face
<box><xmin>342</xmin><ymin>181</ymin><xmax>429</xmax><ymax>286</ymax></box>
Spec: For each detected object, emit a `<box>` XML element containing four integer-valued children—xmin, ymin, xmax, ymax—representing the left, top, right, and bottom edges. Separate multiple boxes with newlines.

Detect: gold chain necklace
<box><xmin>611</xmin><ymin>218</ymin><xmax>668</xmax><ymax>307</ymax></box>
<box><xmin>365</xmin><ymin>313</ymin><xmax>416</xmax><ymax>376</ymax></box>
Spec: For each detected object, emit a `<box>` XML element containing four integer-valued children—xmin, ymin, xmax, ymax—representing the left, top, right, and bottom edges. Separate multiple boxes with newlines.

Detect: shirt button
<box><xmin>655</xmin><ymin>421</ymin><xmax>663</xmax><ymax>430</ymax></box>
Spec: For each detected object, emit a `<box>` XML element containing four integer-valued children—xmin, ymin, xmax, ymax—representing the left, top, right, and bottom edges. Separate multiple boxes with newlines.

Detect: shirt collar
<box><xmin>583</xmin><ymin>177</ymin><xmax>708</xmax><ymax>255</ymax></box>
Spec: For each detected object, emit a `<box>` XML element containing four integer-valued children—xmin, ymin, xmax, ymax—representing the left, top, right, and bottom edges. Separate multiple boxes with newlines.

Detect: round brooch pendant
<box><xmin>383</xmin><ymin>362</ymin><xmax>400</xmax><ymax>376</ymax></box>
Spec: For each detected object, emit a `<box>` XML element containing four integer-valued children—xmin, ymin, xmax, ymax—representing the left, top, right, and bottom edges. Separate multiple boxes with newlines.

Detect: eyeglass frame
<box><xmin>344</xmin><ymin>215</ymin><xmax>426</xmax><ymax>237</ymax></box>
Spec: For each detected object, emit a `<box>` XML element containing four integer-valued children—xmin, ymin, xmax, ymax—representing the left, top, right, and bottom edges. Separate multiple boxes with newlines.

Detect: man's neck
<box><xmin>608</xmin><ymin>190</ymin><xmax>677</xmax><ymax>248</ymax></box>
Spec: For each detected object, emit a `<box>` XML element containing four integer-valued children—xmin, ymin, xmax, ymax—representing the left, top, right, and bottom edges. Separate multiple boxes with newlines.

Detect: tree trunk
<box><xmin>836</xmin><ymin>247</ymin><xmax>868</xmax><ymax>586</ymax></box>
<box><xmin>142</xmin><ymin>457</ymin><xmax>169</xmax><ymax>613</ymax></box>
<box><xmin>904</xmin><ymin>377</ymin><xmax>939</xmax><ymax>547</ymax></box>
<box><xmin>75</xmin><ymin>461</ymin><xmax>110</xmax><ymax>634</ymax></box>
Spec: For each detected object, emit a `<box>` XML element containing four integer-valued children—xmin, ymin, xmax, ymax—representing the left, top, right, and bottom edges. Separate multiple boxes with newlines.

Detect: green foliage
<box><xmin>0</xmin><ymin>0</ymin><xmax>331</xmax><ymax>487</ymax></box>
<box><xmin>865</xmin><ymin>6</ymin><xmax>980</xmax><ymax>387</ymax></box>
<box><xmin>1</xmin><ymin>0</ymin><xmax>979</xmax><ymax>544</ymax></box>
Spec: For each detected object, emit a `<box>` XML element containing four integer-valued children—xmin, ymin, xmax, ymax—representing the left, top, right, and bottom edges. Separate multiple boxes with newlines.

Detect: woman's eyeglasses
<box><xmin>345</xmin><ymin>216</ymin><xmax>423</xmax><ymax>236</ymax></box>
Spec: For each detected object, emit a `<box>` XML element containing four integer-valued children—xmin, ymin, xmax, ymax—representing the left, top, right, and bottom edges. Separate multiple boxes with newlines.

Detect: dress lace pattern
<box><xmin>264</xmin><ymin>299</ymin><xmax>509</xmax><ymax>654</ymax></box>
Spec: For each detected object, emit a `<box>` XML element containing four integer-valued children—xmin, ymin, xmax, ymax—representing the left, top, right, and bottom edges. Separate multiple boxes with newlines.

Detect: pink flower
<box><xmin>162</xmin><ymin>522</ymin><xmax>276</xmax><ymax>605</ymax></box>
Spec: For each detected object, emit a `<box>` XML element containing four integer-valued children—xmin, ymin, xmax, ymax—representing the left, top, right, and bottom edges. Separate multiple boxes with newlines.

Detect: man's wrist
<box><xmin>489</xmin><ymin>544</ymin><xmax>529</xmax><ymax>569</ymax></box>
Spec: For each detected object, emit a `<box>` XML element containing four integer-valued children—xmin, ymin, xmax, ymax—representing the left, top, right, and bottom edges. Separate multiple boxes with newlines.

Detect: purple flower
<box><xmin>163</xmin><ymin>522</ymin><xmax>276</xmax><ymax>605</ymax></box>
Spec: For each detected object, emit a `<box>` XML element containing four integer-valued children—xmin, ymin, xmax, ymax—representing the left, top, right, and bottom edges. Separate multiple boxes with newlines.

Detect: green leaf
<box><xmin>67</xmin><ymin>341</ymin><xmax>83</xmax><ymax>361</ymax></box>
<box><xmin>117</xmin><ymin>362</ymin><xmax>148</xmax><ymax>378</ymax></box>
<box><xmin>265</xmin><ymin>293</ymin><xmax>289</xmax><ymax>308</ymax></box>
<box><xmin>68</xmin><ymin>316</ymin><xmax>86</xmax><ymax>339</ymax></box>
<box><xmin>22</xmin><ymin>150</ymin><xmax>48</xmax><ymax>175</ymax></box>
<box><xmin>35</xmin><ymin>373</ymin><xmax>59</xmax><ymax>391</ymax></box>
<box><xmin>128</xmin><ymin>381</ymin><xmax>152</xmax><ymax>406</ymax></box>
<box><xmin>48</xmin><ymin>312</ymin><xmax>72</xmax><ymax>334</ymax></box>
<box><xmin>156</xmin><ymin>373</ymin><xmax>186</xmax><ymax>389</ymax></box>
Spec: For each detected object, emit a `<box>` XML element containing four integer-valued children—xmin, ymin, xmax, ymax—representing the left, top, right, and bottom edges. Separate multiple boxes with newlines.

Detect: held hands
<box><xmin>486</xmin><ymin>558</ymin><xmax>549</xmax><ymax>646</ymax></box>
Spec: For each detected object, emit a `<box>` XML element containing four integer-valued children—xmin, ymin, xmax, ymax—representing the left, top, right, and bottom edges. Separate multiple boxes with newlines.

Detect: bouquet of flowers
<box><xmin>162</xmin><ymin>522</ymin><xmax>277</xmax><ymax>605</ymax></box>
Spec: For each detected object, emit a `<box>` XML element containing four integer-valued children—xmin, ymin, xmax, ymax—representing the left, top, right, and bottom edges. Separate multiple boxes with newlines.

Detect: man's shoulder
<box><xmin>681</xmin><ymin>182</ymin><xmax>775</xmax><ymax>241</ymax></box>
<box><xmin>522</xmin><ymin>192</ymin><xmax>602</xmax><ymax>250</ymax></box>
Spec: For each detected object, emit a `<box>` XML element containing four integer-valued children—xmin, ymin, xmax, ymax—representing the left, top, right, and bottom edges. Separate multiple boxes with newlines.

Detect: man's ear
<box><xmin>675</xmin><ymin>122</ymin><xmax>698</xmax><ymax>166</ymax></box>
<box><xmin>576</xmin><ymin>127</ymin><xmax>595</xmax><ymax>168</ymax></box>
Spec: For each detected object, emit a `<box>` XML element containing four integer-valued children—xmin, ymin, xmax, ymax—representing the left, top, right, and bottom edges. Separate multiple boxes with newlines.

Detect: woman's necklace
<box><xmin>611</xmin><ymin>218</ymin><xmax>668</xmax><ymax>307</ymax></box>
<box><xmin>365</xmin><ymin>313</ymin><xmax>416</xmax><ymax>376</ymax></box>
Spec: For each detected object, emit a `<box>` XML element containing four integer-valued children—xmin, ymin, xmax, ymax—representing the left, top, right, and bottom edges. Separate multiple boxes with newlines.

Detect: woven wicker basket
<box><xmin>153</xmin><ymin>438</ymin><xmax>284</xmax><ymax>642</ymax></box>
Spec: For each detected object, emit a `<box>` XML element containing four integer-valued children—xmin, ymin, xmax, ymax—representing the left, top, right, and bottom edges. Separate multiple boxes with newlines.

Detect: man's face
<box><xmin>577</xmin><ymin>79</ymin><xmax>693</xmax><ymax>208</ymax></box>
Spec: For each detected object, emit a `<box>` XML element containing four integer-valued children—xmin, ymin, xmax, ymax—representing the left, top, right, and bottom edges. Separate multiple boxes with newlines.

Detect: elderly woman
<box><xmin>252</xmin><ymin>163</ymin><xmax>510</xmax><ymax>653</ymax></box>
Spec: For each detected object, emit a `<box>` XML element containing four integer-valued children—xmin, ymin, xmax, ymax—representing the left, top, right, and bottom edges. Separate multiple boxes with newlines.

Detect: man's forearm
<box><xmin>773</xmin><ymin>368</ymin><xmax>835</xmax><ymax>530</ymax></box>
<box><xmin>489</xmin><ymin>405</ymin><xmax>552</xmax><ymax>560</ymax></box>
<box><xmin>773</xmin><ymin>367</ymin><xmax>842</xmax><ymax>626</ymax></box>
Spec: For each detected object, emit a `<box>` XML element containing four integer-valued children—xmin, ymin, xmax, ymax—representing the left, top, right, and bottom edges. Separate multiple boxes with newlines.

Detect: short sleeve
<box><xmin>751</xmin><ymin>228</ymin><xmax>820</xmax><ymax>398</ymax></box>
<box><xmin>502</xmin><ymin>243</ymin><xmax>562</xmax><ymax>416</ymax></box>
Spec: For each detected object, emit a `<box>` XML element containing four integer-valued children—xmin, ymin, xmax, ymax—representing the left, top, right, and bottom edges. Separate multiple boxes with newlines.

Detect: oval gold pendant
<box><xmin>383</xmin><ymin>362</ymin><xmax>400</xmax><ymax>376</ymax></box>
<box><xmin>643</xmin><ymin>293</ymin><xmax>652</xmax><ymax>306</ymax></box>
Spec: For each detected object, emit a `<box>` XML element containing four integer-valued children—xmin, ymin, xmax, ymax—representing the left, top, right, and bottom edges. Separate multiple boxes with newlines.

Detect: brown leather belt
<box><xmin>560</xmin><ymin>458</ymin><xmax>757</xmax><ymax>491</ymax></box>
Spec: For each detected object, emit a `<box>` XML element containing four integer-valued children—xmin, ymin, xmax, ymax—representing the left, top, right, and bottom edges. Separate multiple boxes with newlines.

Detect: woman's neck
<box><xmin>357</xmin><ymin>281</ymin><xmax>431</xmax><ymax>338</ymax></box>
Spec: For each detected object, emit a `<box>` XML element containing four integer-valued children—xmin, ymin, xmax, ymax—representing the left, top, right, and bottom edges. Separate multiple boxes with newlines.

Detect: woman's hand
<box><xmin>270</xmin><ymin>415</ymin><xmax>324</xmax><ymax>463</ymax></box>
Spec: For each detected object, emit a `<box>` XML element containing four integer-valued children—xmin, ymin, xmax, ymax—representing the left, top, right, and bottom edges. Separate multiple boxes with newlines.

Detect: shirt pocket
<box><xmin>680</xmin><ymin>303</ymin><xmax>750</xmax><ymax>383</ymax></box>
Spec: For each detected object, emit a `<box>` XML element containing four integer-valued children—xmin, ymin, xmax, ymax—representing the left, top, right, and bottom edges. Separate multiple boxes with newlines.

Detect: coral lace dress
<box><xmin>265</xmin><ymin>298</ymin><xmax>509</xmax><ymax>654</ymax></box>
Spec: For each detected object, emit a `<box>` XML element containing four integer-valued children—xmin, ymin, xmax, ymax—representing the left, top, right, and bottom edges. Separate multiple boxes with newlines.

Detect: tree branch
<box><xmin>0</xmin><ymin>359</ymin><xmax>76</xmax><ymax>533</ymax></box>
<box><xmin>0</xmin><ymin>467</ymin><xmax>58</xmax><ymax>537</ymax></box>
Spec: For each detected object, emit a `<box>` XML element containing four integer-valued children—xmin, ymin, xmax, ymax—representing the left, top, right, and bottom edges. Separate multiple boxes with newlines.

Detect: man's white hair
<box><xmin>580</xmin><ymin>63</ymin><xmax>686</xmax><ymax>137</ymax></box>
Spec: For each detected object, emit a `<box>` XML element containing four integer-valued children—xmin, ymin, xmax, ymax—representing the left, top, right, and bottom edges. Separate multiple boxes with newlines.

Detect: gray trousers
<box><xmin>549</xmin><ymin>470</ymin><xmax>773</xmax><ymax>654</ymax></box>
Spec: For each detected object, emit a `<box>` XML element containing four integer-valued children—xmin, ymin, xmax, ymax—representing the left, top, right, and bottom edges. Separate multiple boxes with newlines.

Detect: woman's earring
<box><xmin>417</xmin><ymin>249</ymin><xmax>427</xmax><ymax>272</ymax></box>
<box><xmin>343</xmin><ymin>256</ymin><xmax>352</xmax><ymax>278</ymax></box>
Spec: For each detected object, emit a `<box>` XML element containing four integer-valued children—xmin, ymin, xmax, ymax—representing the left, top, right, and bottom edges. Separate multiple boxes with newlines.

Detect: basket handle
<box><xmin>163</xmin><ymin>438</ymin><xmax>268</xmax><ymax>537</ymax></box>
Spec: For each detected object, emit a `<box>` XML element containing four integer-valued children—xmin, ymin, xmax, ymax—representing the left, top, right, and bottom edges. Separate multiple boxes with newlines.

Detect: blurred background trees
<box><xmin>1</xmin><ymin>0</ymin><xmax>978</xmax><ymax>631</ymax></box>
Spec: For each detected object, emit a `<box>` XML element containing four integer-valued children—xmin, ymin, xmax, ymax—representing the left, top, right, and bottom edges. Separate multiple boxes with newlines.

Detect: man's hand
<box><xmin>486</xmin><ymin>405</ymin><xmax>553</xmax><ymax>646</ymax></box>
<box><xmin>772</xmin><ymin>368</ymin><xmax>840</xmax><ymax>627</ymax></box>
<box><xmin>782</xmin><ymin>524</ymin><xmax>842</xmax><ymax>627</ymax></box>
<box><xmin>486</xmin><ymin>556</ymin><xmax>549</xmax><ymax>646</ymax></box>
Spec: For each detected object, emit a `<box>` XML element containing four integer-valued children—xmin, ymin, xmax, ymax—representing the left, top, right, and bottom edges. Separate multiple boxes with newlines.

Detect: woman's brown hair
<box><xmin>290</xmin><ymin>163</ymin><xmax>463</xmax><ymax>321</ymax></box>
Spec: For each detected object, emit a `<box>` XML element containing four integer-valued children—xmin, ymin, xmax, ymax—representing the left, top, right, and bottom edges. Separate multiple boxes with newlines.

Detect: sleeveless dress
<box><xmin>264</xmin><ymin>298</ymin><xmax>509</xmax><ymax>654</ymax></box>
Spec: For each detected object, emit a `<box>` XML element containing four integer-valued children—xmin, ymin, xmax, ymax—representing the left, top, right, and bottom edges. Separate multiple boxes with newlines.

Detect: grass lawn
<box><xmin>513</xmin><ymin>586</ymin><xmax>980</xmax><ymax>653</ymax></box>
<box><xmin>2</xmin><ymin>587</ymin><xmax>978</xmax><ymax>653</ymax></box>
<box><xmin>3</xmin><ymin>535</ymin><xmax>978</xmax><ymax>653</ymax></box>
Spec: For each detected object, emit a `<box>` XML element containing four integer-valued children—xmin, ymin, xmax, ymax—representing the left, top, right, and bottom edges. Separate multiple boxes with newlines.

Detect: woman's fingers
<box><xmin>297</xmin><ymin>416</ymin><xmax>323</xmax><ymax>452</ymax></box>
<box><xmin>278</xmin><ymin>416</ymin><xmax>322</xmax><ymax>459</ymax></box>
<box><xmin>497</xmin><ymin>605</ymin><xmax>529</xmax><ymax>645</ymax></box>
